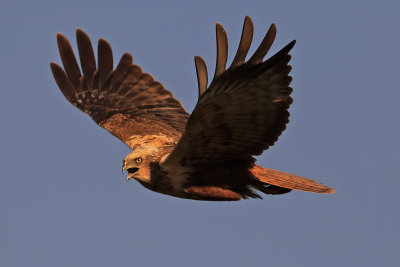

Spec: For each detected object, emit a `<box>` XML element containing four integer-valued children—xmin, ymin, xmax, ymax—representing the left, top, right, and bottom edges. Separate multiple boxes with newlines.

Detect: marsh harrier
<box><xmin>50</xmin><ymin>17</ymin><xmax>335</xmax><ymax>200</ymax></box>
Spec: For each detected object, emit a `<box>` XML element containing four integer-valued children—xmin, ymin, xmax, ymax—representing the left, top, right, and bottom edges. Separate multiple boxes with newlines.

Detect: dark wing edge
<box><xmin>50</xmin><ymin>29</ymin><xmax>190</xmax><ymax>149</ymax></box>
<box><xmin>163</xmin><ymin>16</ymin><xmax>295</xmax><ymax>167</ymax></box>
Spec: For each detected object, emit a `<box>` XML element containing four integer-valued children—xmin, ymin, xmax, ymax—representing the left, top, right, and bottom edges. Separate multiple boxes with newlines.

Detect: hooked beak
<box><xmin>122</xmin><ymin>163</ymin><xmax>139</xmax><ymax>182</ymax></box>
<box><xmin>122</xmin><ymin>162</ymin><xmax>127</xmax><ymax>175</ymax></box>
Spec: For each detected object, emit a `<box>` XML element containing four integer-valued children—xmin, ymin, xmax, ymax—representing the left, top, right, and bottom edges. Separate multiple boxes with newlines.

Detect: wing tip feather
<box><xmin>214</xmin><ymin>22</ymin><xmax>228</xmax><ymax>78</ymax></box>
<box><xmin>76</xmin><ymin>28</ymin><xmax>86</xmax><ymax>35</ymax></box>
<box><xmin>76</xmin><ymin>29</ymin><xmax>92</xmax><ymax>45</ymax></box>
<box><xmin>194</xmin><ymin>55</ymin><xmax>208</xmax><ymax>98</ymax></box>
<box><xmin>121</xmin><ymin>52</ymin><xmax>133</xmax><ymax>64</ymax></box>
<box><xmin>56</xmin><ymin>32</ymin><xmax>70</xmax><ymax>47</ymax></box>
<box><xmin>49</xmin><ymin>61</ymin><xmax>58</xmax><ymax>69</ymax></box>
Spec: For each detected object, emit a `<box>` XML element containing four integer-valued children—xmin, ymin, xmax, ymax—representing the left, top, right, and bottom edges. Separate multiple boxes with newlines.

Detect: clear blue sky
<box><xmin>1</xmin><ymin>0</ymin><xmax>399</xmax><ymax>266</ymax></box>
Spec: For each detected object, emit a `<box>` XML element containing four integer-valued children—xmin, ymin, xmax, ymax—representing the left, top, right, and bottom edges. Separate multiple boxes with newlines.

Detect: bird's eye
<box><xmin>135</xmin><ymin>157</ymin><xmax>142</xmax><ymax>164</ymax></box>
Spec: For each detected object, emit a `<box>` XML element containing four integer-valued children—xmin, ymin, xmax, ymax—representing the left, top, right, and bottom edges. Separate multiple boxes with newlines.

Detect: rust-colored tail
<box><xmin>251</xmin><ymin>165</ymin><xmax>335</xmax><ymax>194</ymax></box>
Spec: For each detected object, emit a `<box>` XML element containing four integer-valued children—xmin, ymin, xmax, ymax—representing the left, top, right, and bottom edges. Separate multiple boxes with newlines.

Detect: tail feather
<box><xmin>251</xmin><ymin>165</ymin><xmax>335</xmax><ymax>194</ymax></box>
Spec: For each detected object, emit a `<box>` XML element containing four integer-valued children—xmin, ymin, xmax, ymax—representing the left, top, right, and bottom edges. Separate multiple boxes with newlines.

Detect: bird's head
<box><xmin>122</xmin><ymin>145</ymin><xmax>160</xmax><ymax>183</ymax></box>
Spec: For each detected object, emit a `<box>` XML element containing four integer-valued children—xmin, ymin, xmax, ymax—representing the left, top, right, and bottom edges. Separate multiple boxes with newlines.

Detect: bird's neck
<box><xmin>126</xmin><ymin>134</ymin><xmax>178</xmax><ymax>150</ymax></box>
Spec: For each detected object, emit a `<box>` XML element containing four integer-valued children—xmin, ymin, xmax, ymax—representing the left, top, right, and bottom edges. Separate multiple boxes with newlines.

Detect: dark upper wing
<box><xmin>50</xmin><ymin>29</ymin><xmax>190</xmax><ymax>149</ymax></box>
<box><xmin>162</xmin><ymin>16</ymin><xmax>295</xmax><ymax>167</ymax></box>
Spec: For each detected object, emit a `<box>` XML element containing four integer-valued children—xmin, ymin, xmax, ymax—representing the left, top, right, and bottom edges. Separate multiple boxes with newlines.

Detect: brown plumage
<box><xmin>50</xmin><ymin>16</ymin><xmax>335</xmax><ymax>201</ymax></box>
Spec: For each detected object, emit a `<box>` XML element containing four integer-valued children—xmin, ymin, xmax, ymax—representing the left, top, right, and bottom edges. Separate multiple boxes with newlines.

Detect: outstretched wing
<box><xmin>163</xmin><ymin>16</ymin><xmax>294</xmax><ymax>168</ymax></box>
<box><xmin>50</xmin><ymin>29</ymin><xmax>190</xmax><ymax>149</ymax></box>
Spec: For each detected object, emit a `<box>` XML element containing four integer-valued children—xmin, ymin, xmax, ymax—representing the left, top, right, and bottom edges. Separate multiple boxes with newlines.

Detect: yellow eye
<box><xmin>135</xmin><ymin>157</ymin><xmax>142</xmax><ymax>164</ymax></box>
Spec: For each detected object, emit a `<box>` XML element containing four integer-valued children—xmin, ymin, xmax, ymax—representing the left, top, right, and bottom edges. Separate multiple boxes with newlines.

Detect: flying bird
<box><xmin>50</xmin><ymin>16</ymin><xmax>335</xmax><ymax>201</ymax></box>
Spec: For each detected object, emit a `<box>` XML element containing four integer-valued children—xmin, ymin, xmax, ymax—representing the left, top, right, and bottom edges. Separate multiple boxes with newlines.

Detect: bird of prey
<box><xmin>50</xmin><ymin>16</ymin><xmax>335</xmax><ymax>201</ymax></box>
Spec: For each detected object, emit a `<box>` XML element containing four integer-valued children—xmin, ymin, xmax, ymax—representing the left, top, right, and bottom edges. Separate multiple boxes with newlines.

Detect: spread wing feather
<box><xmin>163</xmin><ymin>16</ymin><xmax>295</xmax><ymax>167</ymax></box>
<box><xmin>51</xmin><ymin>29</ymin><xmax>189</xmax><ymax>149</ymax></box>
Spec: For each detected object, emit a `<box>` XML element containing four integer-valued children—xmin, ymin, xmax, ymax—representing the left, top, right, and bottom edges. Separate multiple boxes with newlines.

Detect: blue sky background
<box><xmin>1</xmin><ymin>0</ymin><xmax>399</xmax><ymax>266</ymax></box>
